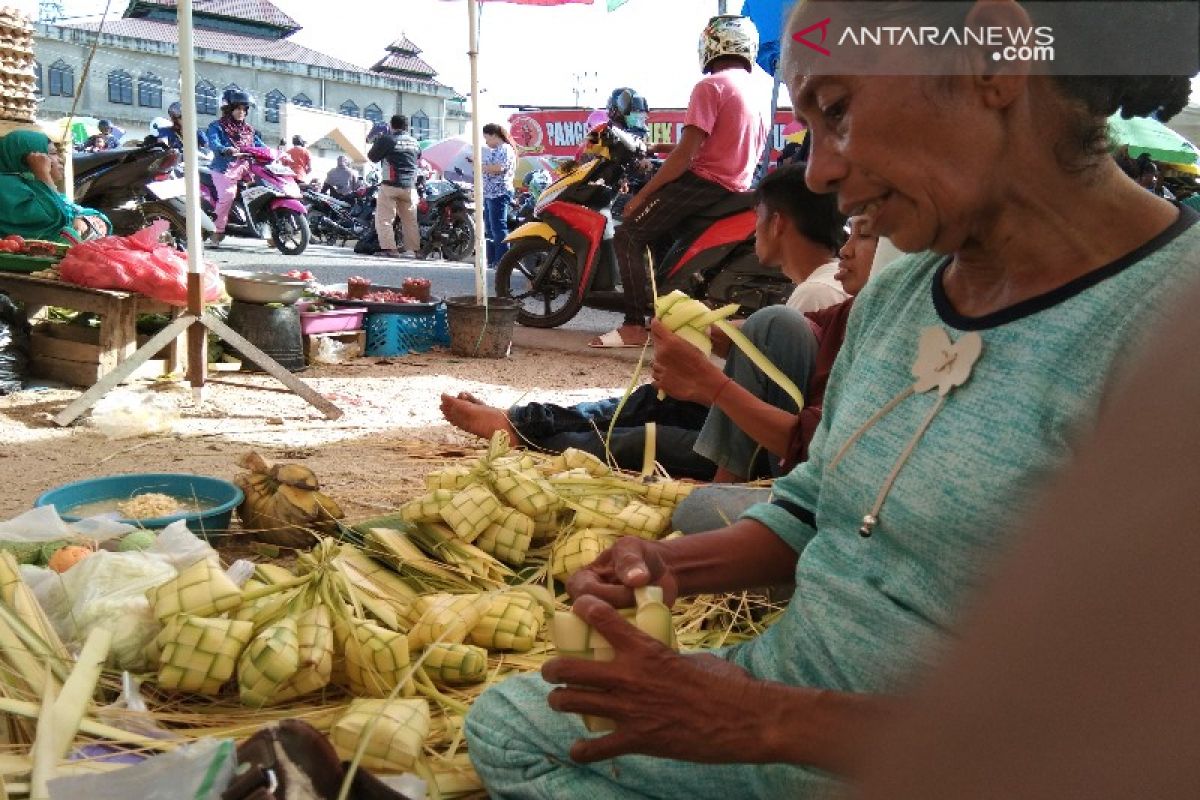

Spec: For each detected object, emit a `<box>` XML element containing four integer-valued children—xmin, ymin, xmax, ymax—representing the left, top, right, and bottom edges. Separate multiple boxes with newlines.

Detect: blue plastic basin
<box><xmin>35</xmin><ymin>473</ymin><xmax>243</xmax><ymax>539</ymax></box>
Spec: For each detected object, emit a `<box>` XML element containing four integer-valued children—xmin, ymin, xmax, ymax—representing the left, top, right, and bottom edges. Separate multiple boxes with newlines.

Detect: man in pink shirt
<box><xmin>591</xmin><ymin>15</ymin><xmax>771</xmax><ymax>348</ymax></box>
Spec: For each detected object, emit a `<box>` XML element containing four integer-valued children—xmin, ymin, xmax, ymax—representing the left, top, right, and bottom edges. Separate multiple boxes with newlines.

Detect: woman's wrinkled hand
<box><xmin>566</xmin><ymin>535</ymin><xmax>677</xmax><ymax>608</ymax></box>
<box><xmin>543</xmin><ymin>595</ymin><xmax>762</xmax><ymax>764</ymax></box>
<box><xmin>650</xmin><ymin>319</ymin><xmax>728</xmax><ymax>405</ymax></box>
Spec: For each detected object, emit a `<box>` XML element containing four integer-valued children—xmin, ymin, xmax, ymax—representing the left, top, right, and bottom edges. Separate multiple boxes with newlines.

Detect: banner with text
<box><xmin>507</xmin><ymin>110</ymin><xmax>803</xmax><ymax>160</ymax></box>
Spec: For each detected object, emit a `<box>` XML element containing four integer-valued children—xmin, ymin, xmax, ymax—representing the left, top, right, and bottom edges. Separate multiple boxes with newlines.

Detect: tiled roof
<box><xmin>386</xmin><ymin>36</ymin><xmax>422</xmax><ymax>55</ymax></box>
<box><xmin>125</xmin><ymin>0</ymin><xmax>300</xmax><ymax>32</ymax></box>
<box><xmin>65</xmin><ymin>17</ymin><xmax>367</xmax><ymax>73</ymax></box>
<box><xmin>371</xmin><ymin>52</ymin><xmax>437</xmax><ymax>78</ymax></box>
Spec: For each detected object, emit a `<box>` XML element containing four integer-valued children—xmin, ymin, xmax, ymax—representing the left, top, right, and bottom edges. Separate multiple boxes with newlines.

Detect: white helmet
<box><xmin>699</xmin><ymin>15</ymin><xmax>759</xmax><ymax>73</ymax></box>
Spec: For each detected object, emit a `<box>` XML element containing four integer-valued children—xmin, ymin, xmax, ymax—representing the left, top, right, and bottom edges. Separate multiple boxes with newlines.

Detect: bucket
<box><xmin>444</xmin><ymin>296</ymin><xmax>518</xmax><ymax>359</ymax></box>
<box><xmin>224</xmin><ymin>300</ymin><xmax>306</xmax><ymax>372</ymax></box>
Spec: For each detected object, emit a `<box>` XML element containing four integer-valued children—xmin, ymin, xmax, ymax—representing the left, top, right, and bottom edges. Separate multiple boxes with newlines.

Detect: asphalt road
<box><xmin>206</xmin><ymin>234</ymin><xmax>623</xmax><ymax>334</ymax></box>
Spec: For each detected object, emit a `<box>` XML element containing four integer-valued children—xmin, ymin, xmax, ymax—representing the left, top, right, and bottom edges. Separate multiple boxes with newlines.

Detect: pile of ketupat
<box><xmin>0</xmin><ymin>432</ymin><xmax>785</xmax><ymax>799</ymax></box>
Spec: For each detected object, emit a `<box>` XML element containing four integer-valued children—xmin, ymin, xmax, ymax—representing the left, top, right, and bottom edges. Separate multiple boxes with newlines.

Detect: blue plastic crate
<box><xmin>364</xmin><ymin>304</ymin><xmax>450</xmax><ymax>356</ymax></box>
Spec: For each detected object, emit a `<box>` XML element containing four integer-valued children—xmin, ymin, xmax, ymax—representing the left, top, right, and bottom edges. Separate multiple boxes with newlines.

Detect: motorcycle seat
<box><xmin>690</xmin><ymin>191</ymin><xmax>756</xmax><ymax>221</ymax></box>
<box><xmin>73</xmin><ymin>149</ymin><xmax>133</xmax><ymax>171</ymax></box>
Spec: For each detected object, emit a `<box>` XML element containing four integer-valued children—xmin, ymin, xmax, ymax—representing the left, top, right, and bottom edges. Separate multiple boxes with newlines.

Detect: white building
<box><xmin>32</xmin><ymin>0</ymin><xmax>469</xmax><ymax>160</ymax></box>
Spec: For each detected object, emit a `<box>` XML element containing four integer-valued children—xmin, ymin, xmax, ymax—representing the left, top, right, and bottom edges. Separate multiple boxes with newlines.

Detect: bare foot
<box><xmin>456</xmin><ymin>391</ymin><xmax>482</xmax><ymax>404</ymax></box>
<box><xmin>440</xmin><ymin>393</ymin><xmax>518</xmax><ymax>441</ymax></box>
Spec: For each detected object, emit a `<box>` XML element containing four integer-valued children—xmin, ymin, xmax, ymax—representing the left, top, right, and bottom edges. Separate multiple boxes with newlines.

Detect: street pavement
<box><xmin>205</xmin><ymin>235</ymin><xmax>626</xmax><ymax>336</ymax></box>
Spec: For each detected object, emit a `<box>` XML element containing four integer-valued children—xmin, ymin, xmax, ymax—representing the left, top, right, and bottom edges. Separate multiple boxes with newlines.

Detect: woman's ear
<box><xmin>963</xmin><ymin>0</ymin><xmax>1033</xmax><ymax>109</ymax></box>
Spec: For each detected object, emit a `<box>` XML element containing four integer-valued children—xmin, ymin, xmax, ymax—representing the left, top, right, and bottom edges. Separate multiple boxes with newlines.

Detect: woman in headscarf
<box><xmin>205</xmin><ymin>88</ymin><xmax>264</xmax><ymax>246</ymax></box>
<box><xmin>0</xmin><ymin>129</ymin><xmax>108</xmax><ymax>243</ymax></box>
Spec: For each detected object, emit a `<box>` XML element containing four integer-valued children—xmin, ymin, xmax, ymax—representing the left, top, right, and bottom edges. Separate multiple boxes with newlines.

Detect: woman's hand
<box><xmin>650</xmin><ymin>319</ymin><xmax>729</xmax><ymax>405</ymax></box>
<box><xmin>623</xmin><ymin>188</ymin><xmax>648</xmax><ymax>219</ymax></box>
<box><xmin>566</xmin><ymin>535</ymin><xmax>677</xmax><ymax>608</ymax></box>
<box><xmin>543</xmin><ymin>595</ymin><xmax>767</xmax><ymax>764</ymax></box>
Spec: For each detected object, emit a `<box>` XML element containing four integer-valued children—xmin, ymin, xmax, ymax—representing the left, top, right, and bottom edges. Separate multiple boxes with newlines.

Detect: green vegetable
<box><xmin>117</xmin><ymin>530</ymin><xmax>157</xmax><ymax>552</ymax></box>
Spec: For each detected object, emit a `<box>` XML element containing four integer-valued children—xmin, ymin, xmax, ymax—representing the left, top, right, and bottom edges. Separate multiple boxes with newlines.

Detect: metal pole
<box><xmin>178</xmin><ymin>0</ymin><xmax>207</xmax><ymax>397</ymax></box>
<box><xmin>718</xmin><ymin>0</ymin><xmax>728</xmax><ymax>14</ymax></box>
<box><xmin>469</xmin><ymin>0</ymin><xmax>486</xmax><ymax>304</ymax></box>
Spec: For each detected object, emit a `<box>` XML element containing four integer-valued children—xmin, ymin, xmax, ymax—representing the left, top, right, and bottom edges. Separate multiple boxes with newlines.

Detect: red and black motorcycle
<box><xmin>494</xmin><ymin>123</ymin><xmax>792</xmax><ymax>328</ymax></box>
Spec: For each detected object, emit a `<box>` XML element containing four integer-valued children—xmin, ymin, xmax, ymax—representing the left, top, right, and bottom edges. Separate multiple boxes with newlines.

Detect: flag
<box><xmin>607</xmin><ymin>0</ymin><xmax>630</xmax><ymax>10</ymax></box>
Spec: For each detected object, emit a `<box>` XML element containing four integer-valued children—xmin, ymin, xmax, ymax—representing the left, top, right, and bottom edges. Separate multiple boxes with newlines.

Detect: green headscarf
<box><xmin>0</xmin><ymin>130</ymin><xmax>93</xmax><ymax>242</ymax></box>
<box><xmin>0</xmin><ymin>129</ymin><xmax>53</xmax><ymax>174</ymax></box>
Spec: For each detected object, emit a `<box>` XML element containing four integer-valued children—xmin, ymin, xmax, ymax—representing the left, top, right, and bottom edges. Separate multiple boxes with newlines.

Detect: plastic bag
<box><xmin>48</xmin><ymin>738</ymin><xmax>236</xmax><ymax>800</ymax></box>
<box><xmin>147</xmin><ymin>519</ymin><xmax>220</xmax><ymax>570</ymax></box>
<box><xmin>0</xmin><ymin>292</ymin><xmax>30</xmax><ymax>395</ymax></box>
<box><xmin>90</xmin><ymin>387</ymin><xmax>179</xmax><ymax>439</ymax></box>
<box><xmin>30</xmin><ymin>550</ymin><xmax>176</xmax><ymax>669</ymax></box>
<box><xmin>310</xmin><ymin>335</ymin><xmax>359</xmax><ymax>365</ymax></box>
<box><xmin>0</xmin><ymin>504</ymin><xmax>135</xmax><ymax>546</ymax></box>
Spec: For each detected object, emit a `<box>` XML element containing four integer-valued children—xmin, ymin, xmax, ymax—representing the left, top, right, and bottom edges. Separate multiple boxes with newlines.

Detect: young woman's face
<box><xmin>836</xmin><ymin>217</ymin><xmax>879</xmax><ymax>295</ymax></box>
<box><xmin>230</xmin><ymin>104</ymin><xmax>248</xmax><ymax>121</ymax></box>
<box><xmin>483</xmin><ymin>132</ymin><xmax>500</xmax><ymax>148</ymax></box>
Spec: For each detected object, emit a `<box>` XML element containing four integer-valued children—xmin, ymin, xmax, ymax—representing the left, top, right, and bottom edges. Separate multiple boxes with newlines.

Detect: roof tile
<box><xmin>126</xmin><ymin>0</ymin><xmax>300</xmax><ymax>31</ymax></box>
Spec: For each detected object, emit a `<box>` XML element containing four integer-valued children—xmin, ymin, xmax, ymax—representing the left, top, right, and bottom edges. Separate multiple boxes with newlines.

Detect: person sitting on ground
<box><xmin>665</xmin><ymin>216</ymin><xmax>878</xmax><ymax>533</ymax></box>
<box><xmin>463</xmin><ymin>1</ymin><xmax>1200</xmax><ymax>796</ymax></box>
<box><xmin>439</xmin><ymin>164</ymin><xmax>846</xmax><ymax>480</ymax></box>
<box><xmin>0</xmin><ymin>130</ymin><xmax>109</xmax><ymax>242</ymax></box>
<box><xmin>322</xmin><ymin>155</ymin><xmax>356</xmax><ymax>199</ymax></box>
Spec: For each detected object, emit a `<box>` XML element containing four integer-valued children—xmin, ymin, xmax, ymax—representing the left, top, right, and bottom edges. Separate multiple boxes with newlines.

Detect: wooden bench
<box><xmin>0</xmin><ymin>273</ymin><xmax>183</xmax><ymax>387</ymax></box>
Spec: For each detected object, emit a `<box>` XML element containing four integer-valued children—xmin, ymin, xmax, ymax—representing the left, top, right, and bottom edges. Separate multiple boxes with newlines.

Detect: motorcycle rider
<box><xmin>591</xmin><ymin>15</ymin><xmax>771</xmax><ymax>348</ymax></box>
<box><xmin>83</xmin><ymin>119</ymin><xmax>122</xmax><ymax>152</ymax></box>
<box><xmin>367</xmin><ymin>114</ymin><xmax>421</xmax><ymax>259</ymax></box>
<box><xmin>323</xmin><ymin>154</ymin><xmax>357</xmax><ymax>200</ymax></box>
<box><xmin>205</xmin><ymin>89</ymin><xmax>264</xmax><ymax>247</ymax></box>
<box><xmin>606</xmin><ymin>86</ymin><xmax>650</xmax><ymax>139</ymax></box>
<box><xmin>155</xmin><ymin>101</ymin><xmax>209</xmax><ymax>153</ymax></box>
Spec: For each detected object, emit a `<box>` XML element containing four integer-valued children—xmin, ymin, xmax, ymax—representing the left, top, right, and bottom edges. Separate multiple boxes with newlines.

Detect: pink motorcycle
<box><xmin>199</xmin><ymin>146</ymin><xmax>311</xmax><ymax>255</ymax></box>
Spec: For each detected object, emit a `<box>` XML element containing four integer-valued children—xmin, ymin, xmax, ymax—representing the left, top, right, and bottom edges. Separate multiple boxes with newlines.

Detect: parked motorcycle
<box><xmin>72</xmin><ymin>136</ymin><xmax>214</xmax><ymax>244</ymax></box>
<box><xmin>198</xmin><ymin>146</ymin><xmax>310</xmax><ymax>255</ymax></box>
<box><xmin>304</xmin><ymin>187</ymin><xmax>368</xmax><ymax>245</ymax></box>
<box><xmin>494</xmin><ymin>123</ymin><xmax>792</xmax><ymax>328</ymax></box>
<box><xmin>353</xmin><ymin>177</ymin><xmax>475</xmax><ymax>261</ymax></box>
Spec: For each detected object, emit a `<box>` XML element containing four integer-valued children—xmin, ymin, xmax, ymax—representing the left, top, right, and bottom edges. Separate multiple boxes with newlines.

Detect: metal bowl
<box><xmin>221</xmin><ymin>270</ymin><xmax>309</xmax><ymax>305</ymax></box>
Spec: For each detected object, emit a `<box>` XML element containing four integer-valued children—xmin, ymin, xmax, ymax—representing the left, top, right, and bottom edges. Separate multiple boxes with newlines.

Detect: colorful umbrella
<box><xmin>781</xmin><ymin>119</ymin><xmax>807</xmax><ymax>144</ymax></box>
<box><xmin>420</xmin><ymin>135</ymin><xmax>473</xmax><ymax>174</ymax></box>
<box><xmin>43</xmin><ymin>116</ymin><xmax>102</xmax><ymax>146</ymax></box>
<box><xmin>1108</xmin><ymin>114</ymin><xmax>1198</xmax><ymax>165</ymax></box>
<box><xmin>514</xmin><ymin>155</ymin><xmax>560</xmax><ymax>186</ymax></box>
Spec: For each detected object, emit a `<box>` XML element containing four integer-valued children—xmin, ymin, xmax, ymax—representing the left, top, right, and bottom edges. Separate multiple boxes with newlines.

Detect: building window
<box><xmin>363</xmin><ymin>104</ymin><xmax>383</xmax><ymax>124</ymax></box>
<box><xmin>33</xmin><ymin>61</ymin><xmax>41</xmax><ymax>96</ymax></box>
<box><xmin>48</xmin><ymin>60</ymin><xmax>74</xmax><ymax>97</ymax></box>
<box><xmin>339</xmin><ymin>100</ymin><xmax>359</xmax><ymax>118</ymax></box>
<box><xmin>196</xmin><ymin>80</ymin><xmax>218</xmax><ymax>115</ymax></box>
<box><xmin>107</xmin><ymin>70</ymin><xmax>133</xmax><ymax>105</ymax></box>
<box><xmin>138</xmin><ymin>73</ymin><xmax>162</xmax><ymax>108</ymax></box>
<box><xmin>264</xmin><ymin>90</ymin><xmax>286</xmax><ymax>124</ymax></box>
<box><xmin>292</xmin><ymin>93</ymin><xmax>312</xmax><ymax>108</ymax></box>
<box><xmin>411</xmin><ymin>110</ymin><xmax>430</xmax><ymax>139</ymax></box>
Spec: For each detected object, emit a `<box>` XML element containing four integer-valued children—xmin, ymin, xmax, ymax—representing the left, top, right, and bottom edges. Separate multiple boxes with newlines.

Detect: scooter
<box><xmin>73</xmin><ymin>136</ymin><xmax>214</xmax><ymax>245</ymax></box>
<box><xmin>198</xmin><ymin>146</ymin><xmax>310</xmax><ymax>255</ymax></box>
<box><xmin>494</xmin><ymin>123</ymin><xmax>793</xmax><ymax>328</ymax></box>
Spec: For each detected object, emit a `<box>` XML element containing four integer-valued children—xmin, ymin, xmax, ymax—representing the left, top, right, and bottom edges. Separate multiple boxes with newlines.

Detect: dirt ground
<box><xmin>0</xmin><ymin>342</ymin><xmax>641</xmax><ymax>526</ymax></box>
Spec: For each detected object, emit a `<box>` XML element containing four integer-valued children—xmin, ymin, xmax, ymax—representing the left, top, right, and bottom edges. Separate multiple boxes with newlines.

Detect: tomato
<box><xmin>0</xmin><ymin>241</ymin><xmax>17</xmax><ymax>253</ymax></box>
<box><xmin>4</xmin><ymin>235</ymin><xmax>25</xmax><ymax>249</ymax></box>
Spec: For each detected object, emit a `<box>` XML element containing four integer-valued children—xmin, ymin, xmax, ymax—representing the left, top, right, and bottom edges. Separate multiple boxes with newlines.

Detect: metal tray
<box><xmin>318</xmin><ymin>284</ymin><xmax>441</xmax><ymax>315</ymax></box>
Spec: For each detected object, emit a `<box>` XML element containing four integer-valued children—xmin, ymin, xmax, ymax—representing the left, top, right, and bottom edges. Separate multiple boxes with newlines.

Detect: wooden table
<box><xmin>0</xmin><ymin>272</ymin><xmax>183</xmax><ymax>386</ymax></box>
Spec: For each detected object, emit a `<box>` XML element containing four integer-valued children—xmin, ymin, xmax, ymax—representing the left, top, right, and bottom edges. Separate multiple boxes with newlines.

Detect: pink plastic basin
<box><xmin>299</xmin><ymin>307</ymin><xmax>367</xmax><ymax>335</ymax></box>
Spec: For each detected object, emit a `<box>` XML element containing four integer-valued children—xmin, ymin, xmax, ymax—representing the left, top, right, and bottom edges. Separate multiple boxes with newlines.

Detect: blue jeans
<box><xmin>507</xmin><ymin>386</ymin><xmax>716</xmax><ymax>480</ymax></box>
<box><xmin>484</xmin><ymin>192</ymin><xmax>511</xmax><ymax>268</ymax></box>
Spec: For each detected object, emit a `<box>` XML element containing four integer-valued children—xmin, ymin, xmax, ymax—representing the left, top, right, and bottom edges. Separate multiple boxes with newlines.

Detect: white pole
<box><xmin>468</xmin><ymin>0</ymin><xmax>486</xmax><ymax>304</ymax></box>
<box><xmin>178</xmin><ymin>0</ymin><xmax>204</xmax><ymax>279</ymax></box>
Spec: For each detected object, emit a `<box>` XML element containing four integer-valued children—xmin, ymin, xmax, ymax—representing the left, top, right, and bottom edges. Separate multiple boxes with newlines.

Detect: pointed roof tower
<box><xmin>371</xmin><ymin>34</ymin><xmax>438</xmax><ymax>81</ymax></box>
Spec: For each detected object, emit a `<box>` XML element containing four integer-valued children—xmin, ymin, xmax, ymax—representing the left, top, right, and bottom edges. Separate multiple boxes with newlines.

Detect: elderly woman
<box><xmin>463</xmin><ymin>2</ymin><xmax>1200</xmax><ymax>798</ymax></box>
<box><xmin>0</xmin><ymin>130</ymin><xmax>108</xmax><ymax>242</ymax></box>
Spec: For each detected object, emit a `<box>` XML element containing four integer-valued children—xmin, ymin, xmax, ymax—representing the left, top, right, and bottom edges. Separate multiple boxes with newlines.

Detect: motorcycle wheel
<box><xmin>440</xmin><ymin>217</ymin><xmax>476</xmax><ymax>262</ymax></box>
<box><xmin>495</xmin><ymin>238</ymin><xmax>583</xmax><ymax>328</ymax></box>
<box><xmin>272</xmin><ymin>208</ymin><xmax>311</xmax><ymax>255</ymax></box>
<box><xmin>141</xmin><ymin>201</ymin><xmax>192</xmax><ymax>248</ymax></box>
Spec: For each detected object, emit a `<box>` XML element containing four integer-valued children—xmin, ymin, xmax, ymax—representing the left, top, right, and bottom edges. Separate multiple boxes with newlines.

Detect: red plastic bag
<box><xmin>58</xmin><ymin>221</ymin><xmax>223</xmax><ymax>307</ymax></box>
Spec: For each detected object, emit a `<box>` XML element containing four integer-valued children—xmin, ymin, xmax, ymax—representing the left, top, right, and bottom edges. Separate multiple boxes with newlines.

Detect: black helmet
<box><xmin>168</xmin><ymin>101</ymin><xmax>183</xmax><ymax>118</ymax></box>
<box><xmin>292</xmin><ymin>134</ymin><xmax>306</xmax><ymax>147</ymax></box>
<box><xmin>606</xmin><ymin>87</ymin><xmax>648</xmax><ymax>135</ymax></box>
<box><xmin>220</xmin><ymin>88</ymin><xmax>254</xmax><ymax>113</ymax></box>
